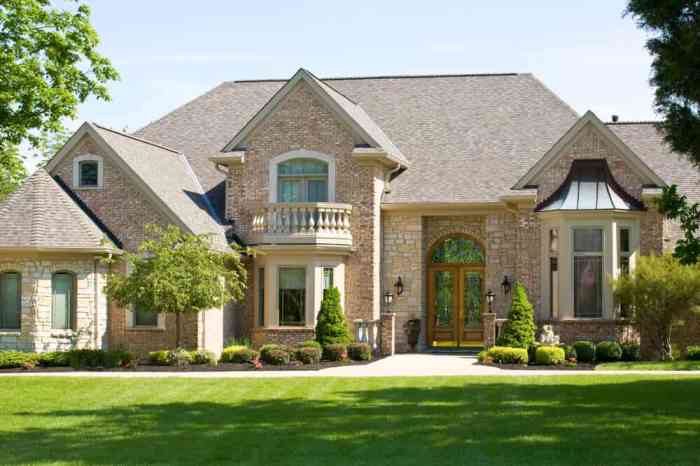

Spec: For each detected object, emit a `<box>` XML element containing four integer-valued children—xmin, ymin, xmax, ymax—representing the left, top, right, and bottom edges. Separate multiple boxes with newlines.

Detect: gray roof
<box><xmin>0</xmin><ymin>169</ymin><xmax>119</xmax><ymax>252</ymax></box>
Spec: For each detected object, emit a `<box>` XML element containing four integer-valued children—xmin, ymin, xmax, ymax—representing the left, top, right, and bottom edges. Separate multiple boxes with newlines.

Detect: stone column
<box><xmin>380</xmin><ymin>312</ymin><xmax>396</xmax><ymax>356</ymax></box>
<box><xmin>482</xmin><ymin>313</ymin><xmax>497</xmax><ymax>348</ymax></box>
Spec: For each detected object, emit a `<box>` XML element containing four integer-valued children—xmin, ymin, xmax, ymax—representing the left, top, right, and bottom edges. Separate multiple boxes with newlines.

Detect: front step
<box><xmin>427</xmin><ymin>347</ymin><xmax>483</xmax><ymax>356</ymax></box>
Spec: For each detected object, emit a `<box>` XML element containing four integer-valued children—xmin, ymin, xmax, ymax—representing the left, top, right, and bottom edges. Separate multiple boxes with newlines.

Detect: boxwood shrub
<box><xmin>621</xmin><ymin>342</ymin><xmax>641</xmax><ymax>362</ymax></box>
<box><xmin>481</xmin><ymin>346</ymin><xmax>528</xmax><ymax>365</ymax></box>
<box><xmin>149</xmin><ymin>350</ymin><xmax>173</xmax><ymax>366</ymax></box>
<box><xmin>0</xmin><ymin>351</ymin><xmax>38</xmax><ymax>369</ymax></box>
<box><xmin>686</xmin><ymin>345</ymin><xmax>700</xmax><ymax>361</ymax></box>
<box><xmin>260</xmin><ymin>344</ymin><xmax>288</xmax><ymax>361</ymax></box>
<box><xmin>535</xmin><ymin>346</ymin><xmax>565</xmax><ymax>365</ymax></box>
<box><xmin>69</xmin><ymin>349</ymin><xmax>135</xmax><ymax>369</ymax></box>
<box><xmin>37</xmin><ymin>351</ymin><xmax>71</xmax><ymax>367</ymax></box>
<box><xmin>573</xmin><ymin>341</ymin><xmax>596</xmax><ymax>363</ymax></box>
<box><xmin>596</xmin><ymin>341</ymin><xmax>622</xmax><ymax>362</ymax></box>
<box><xmin>220</xmin><ymin>346</ymin><xmax>259</xmax><ymax>364</ymax></box>
<box><xmin>323</xmin><ymin>343</ymin><xmax>348</xmax><ymax>361</ymax></box>
<box><xmin>296</xmin><ymin>347</ymin><xmax>322</xmax><ymax>365</ymax></box>
<box><xmin>263</xmin><ymin>349</ymin><xmax>290</xmax><ymax>365</ymax></box>
<box><xmin>559</xmin><ymin>344</ymin><xmax>577</xmax><ymax>361</ymax></box>
<box><xmin>347</xmin><ymin>343</ymin><xmax>372</xmax><ymax>361</ymax></box>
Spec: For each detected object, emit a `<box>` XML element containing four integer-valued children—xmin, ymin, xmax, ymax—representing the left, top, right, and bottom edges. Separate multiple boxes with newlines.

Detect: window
<box><xmin>257</xmin><ymin>268</ymin><xmax>265</xmax><ymax>327</ymax></box>
<box><xmin>549</xmin><ymin>258</ymin><xmax>558</xmax><ymax>320</ymax></box>
<box><xmin>573</xmin><ymin>228</ymin><xmax>603</xmax><ymax>318</ymax></box>
<box><xmin>323</xmin><ymin>267</ymin><xmax>334</xmax><ymax>291</ymax></box>
<box><xmin>0</xmin><ymin>272</ymin><xmax>21</xmax><ymax>329</ymax></box>
<box><xmin>278</xmin><ymin>268</ymin><xmax>305</xmax><ymax>326</ymax></box>
<box><xmin>277</xmin><ymin>158</ymin><xmax>328</xmax><ymax>202</ymax></box>
<box><xmin>52</xmin><ymin>272</ymin><xmax>75</xmax><ymax>330</ymax></box>
<box><xmin>78</xmin><ymin>161</ymin><xmax>99</xmax><ymax>187</ymax></box>
<box><xmin>618</xmin><ymin>228</ymin><xmax>631</xmax><ymax>317</ymax></box>
<box><xmin>430</xmin><ymin>237</ymin><xmax>484</xmax><ymax>264</ymax></box>
<box><xmin>133</xmin><ymin>306</ymin><xmax>158</xmax><ymax>327</ymax></box>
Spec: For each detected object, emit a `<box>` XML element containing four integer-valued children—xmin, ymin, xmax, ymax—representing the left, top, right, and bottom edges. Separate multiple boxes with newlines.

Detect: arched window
<box><xmin>430</xmin><ymin>236</ymin><xmax>484</xmax><ymax>264</ymax></box>
<box><xmin>52</xmin><ymin>272</ymin><xmax>76</xmax><ymax>330</ymax></box>
<box><xmin>277</xmin><ymin>158</ymin><xmax>329</xmax><ymax>202</ymax></box>
<box><xmin>0</xmin><ymin>272</ymin><xmax>21</xmax><ymax>330</ymax></box>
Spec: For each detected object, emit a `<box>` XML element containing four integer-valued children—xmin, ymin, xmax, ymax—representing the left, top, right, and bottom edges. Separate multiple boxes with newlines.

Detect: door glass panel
<box><xmin>431</xmin><ymin>237</ymin><xmax>484</xmax><ymax>264</ymax></box>
<box><xmin>463</xmin><ymin>272</ymin><xmax>482</xmax><ymax>328</ymax></box>
<box><xmin>434</xmin><ymin>271</ymin><xmax>454</xmax><ymax>327</ymax></box>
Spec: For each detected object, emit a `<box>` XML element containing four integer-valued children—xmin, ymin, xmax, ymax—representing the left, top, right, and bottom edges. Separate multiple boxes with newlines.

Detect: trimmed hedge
<box><xmin>69</xmin><ymin>349</ymin><xmax>135</xmax><ymax>369</ymax></box>
<box><xmin>296</xmin><ymin>347</ymin><xmax>322</xmax><ymax>365</ymax></box>
<box><xmin>573</xmin><ymin>341</ymin><xmax>596</xmax><ymax>363</ymax></box>
<box><xmin>263</xmin><ymin>349</ymin><xmax>290</xmax><ymax>365</ymax></box>
<box><xmin>621</xmin><ymin>343</ymin><xmax>641</xmax><ymax>362</ymax></box>
<box><xmin>559</xmin><ymin>344</ymin><xmax>577</xmax><ymax>361</ymax></box>
<box><xmin>596</xmin><ymin>341</ymin><xmax>623</xmax><ymax>362</ymax></box>
<box><xmin>323</xmin><ymin>343</ymin><xmax>347</xmax><ymax>361</ymax></box>
<box><xmin>0</xmin><ymin>351</ymin><xmax>38</xmax><ymax>369</ymax></box>
<box><xmin>479</xmin><ymin>346</ymin><xmax>529</xmax><ymax>365</ymax></box>
<box><xmin>535</xmin><ymin>346</ymin><xmax>565</xmax><ymax>365</ymax></box>
<box><xmin>687</xmin><ymin>345</ymin><xmax>700</xmax><ymax>361</ymax></box>
<box><xmin>220</xmin><ymin>346</ymin><xmax>259</xmax><ymax>364</ymax></box>
<box><xmin>347</xmin><ymin>343</ymin><xmax>372</xmax><ymax>361</ymax></box>
<box><xmin>37</xmin><ymin>351</ymin><xmax>70</xmax><ymax>367</ymax></box>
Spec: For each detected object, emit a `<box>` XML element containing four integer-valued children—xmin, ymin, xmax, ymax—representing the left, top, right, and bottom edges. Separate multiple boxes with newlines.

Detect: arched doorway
<box><xmin>427</xmin><ymin>235</ymin><xmax>485</xmax><ymax>348</ymax></box>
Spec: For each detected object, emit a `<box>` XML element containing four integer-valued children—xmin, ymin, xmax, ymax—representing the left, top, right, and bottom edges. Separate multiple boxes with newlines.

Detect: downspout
<box><xmin>93</xmin><ymin>257</ymin><xmax>99</xmax><ymax>349</ymax></box>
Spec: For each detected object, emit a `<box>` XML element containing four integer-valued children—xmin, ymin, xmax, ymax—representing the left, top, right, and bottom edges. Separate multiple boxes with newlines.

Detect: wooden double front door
<box><xmin>427</xmin><ymin>266</ymin><xmax>485</xmax><ymax>347</ymax></box>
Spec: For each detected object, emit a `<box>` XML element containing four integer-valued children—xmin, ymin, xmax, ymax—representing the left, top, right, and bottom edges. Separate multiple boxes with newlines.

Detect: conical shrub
<box><xmin>315</xmin><ymin>287</ymin><xmax>352</xmax><ymax>346</ymax></box>
<box><xmin>496</xmin><ymin>282</ymin><xmax>536</xmax><ymax>349</ymax></box>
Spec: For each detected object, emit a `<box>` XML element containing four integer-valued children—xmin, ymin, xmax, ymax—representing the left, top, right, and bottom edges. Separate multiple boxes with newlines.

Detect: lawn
<box><xmin>1</xmin><ymin>376</ymin><xmax>699</xmax><ymax>465</ymax></box>
<box><xmin>596</xmin><ymin>360</ymin><xmax>700</xmax><ymax>371</ymax></box>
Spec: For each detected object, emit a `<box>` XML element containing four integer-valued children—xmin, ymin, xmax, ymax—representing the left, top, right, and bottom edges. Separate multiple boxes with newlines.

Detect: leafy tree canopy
<box><xmin>0</xmin><ymin>143</ymin><xmax>26</xmax><ymax>201</ymax></box>
<box><xmin>656</xmin><ymin>185</ymin><xmax>700</xmax><ymax>264</ymax></box>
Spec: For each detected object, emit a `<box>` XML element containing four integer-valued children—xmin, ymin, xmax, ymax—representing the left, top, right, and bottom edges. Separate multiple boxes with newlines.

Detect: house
<box><xmin>0</xmin><ymin>68</ymin><xmax>697</xmax><ymax>355</ymax></box>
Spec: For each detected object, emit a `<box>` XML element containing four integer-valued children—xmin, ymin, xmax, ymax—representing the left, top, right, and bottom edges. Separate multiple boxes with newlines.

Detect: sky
<box><xmin>24</xmin><ymin>0</ymin><xmax>657</xmax><ymax>170</ymax></box>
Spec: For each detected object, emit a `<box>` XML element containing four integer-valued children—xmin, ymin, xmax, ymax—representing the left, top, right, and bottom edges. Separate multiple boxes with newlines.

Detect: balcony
<box><xmin>251</xmin><ymin>202</ymin><xmax>353</xmax><ymax>248</ymax></box>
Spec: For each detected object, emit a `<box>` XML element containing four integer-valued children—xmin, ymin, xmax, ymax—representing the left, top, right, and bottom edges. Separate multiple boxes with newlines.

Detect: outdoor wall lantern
<box><xmin>486</xmin><ymin>289</ymin><xmax>495</xmax><ymax>313</ymax></box>
<box><xmin>394</xmin><ymin>276</ymin><xmax>404</xmax><ymax>296</ymax></box>
<box><xmin>501</xmin><ymin>275</ymin><xmax>512</xmax><ymax>295</ymax></box>
<box><xmin>383</xmin><ymin>291</ymin><xmax>394</xmax><ymax>306</ymax></box>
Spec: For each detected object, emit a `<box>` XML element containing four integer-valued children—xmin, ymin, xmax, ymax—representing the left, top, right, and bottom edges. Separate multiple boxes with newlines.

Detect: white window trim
<box><xmin>268</xmin><ymin>149</ymin><xmax>336</xmax><ymax>203</ymax></box>
<box><xmin>72</xmin><ymin>154</ymin><xmax>104</xmax><ymax>189</ymax></box>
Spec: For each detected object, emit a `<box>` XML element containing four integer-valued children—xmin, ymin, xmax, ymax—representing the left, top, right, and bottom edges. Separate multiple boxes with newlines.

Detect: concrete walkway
<box><xmin>1</xmin><ymin>354</ymin><xmax>699</xmax><ymax>378</ymax></box>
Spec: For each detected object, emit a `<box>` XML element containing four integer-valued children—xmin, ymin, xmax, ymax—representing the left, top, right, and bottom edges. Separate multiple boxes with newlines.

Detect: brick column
<box><xmin>482</xmin><ymin>313</ymin><xmax>496</xmax><ymax>348</ymax></box>
<box><xmin>380</xmin><ymin>312</ymin><xmax>396</xmax><ymax>356</ymax></box>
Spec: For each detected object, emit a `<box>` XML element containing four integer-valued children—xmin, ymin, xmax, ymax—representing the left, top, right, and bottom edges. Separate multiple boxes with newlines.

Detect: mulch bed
<box><xmin>0</xmin><ymin>358</ymin><xmax>380</xmax><ymax>373</ymax></box>
<box><xmin>483</xmin><ymin>363</ymin><xmax>596</xmax><ymax>371</ymax></box>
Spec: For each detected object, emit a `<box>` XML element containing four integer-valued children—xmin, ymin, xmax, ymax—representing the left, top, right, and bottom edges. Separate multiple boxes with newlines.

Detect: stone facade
<box><xmin>0</xmin><ymin>255</ymin><xmax>108</xmax><ymax>352</ymax></box>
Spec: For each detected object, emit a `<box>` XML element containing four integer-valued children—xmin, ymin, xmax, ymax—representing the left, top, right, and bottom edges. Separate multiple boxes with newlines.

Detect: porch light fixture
<box><xmin>383</xmin><ymin>291</ymin><xmax>394</xmax><ymax>306</ymax></box>
<box><xmin>501</xmin><ymin>275</ymin><xmax>512</xmax><ymax>295</ymax></box>
<box><xmin>486</xmin><ymin>289</ymin><xmax>495</xmax><ymax>313</ymax></box>
<box><xmin>394</xmin><ymin>276</ymin><xmax>404</xmax><ymax>296</ymax></box>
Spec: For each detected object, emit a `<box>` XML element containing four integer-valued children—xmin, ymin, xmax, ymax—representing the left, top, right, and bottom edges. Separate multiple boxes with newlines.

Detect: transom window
<box><xmin>0</xmin><ymin>272</ymin><xmax>21</xmax><ymax>330</ymax></box>
<box><xmin>52</xmin><ymin>272</ymin><xmax>75</xmax><ymax>330</ymax></box>
<box><xmin>78</xmin><ymin>161</ymin><xmax>99</xmax><ymax>187</ymax></box>
<box><xmin>279</xmin><ymin>267</ymin><xmax>306</xmax><ymax>326</ymax></box>
<box><xmin>573</xmin><ymin>228</ymin><xmax>603</xmax><ymax>318</ymax></box>
<box><xmin>430</xmin><ymin>237</ymin><xmax>484</xmax><ymax>264</ymax></box>
<box><xmin>277</xmin><ymin>158</ymin><xmax>328</xmax><ymax>202</ymax></box>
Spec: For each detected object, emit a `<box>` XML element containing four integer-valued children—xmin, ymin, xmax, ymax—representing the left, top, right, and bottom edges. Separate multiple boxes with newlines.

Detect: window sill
<box><xmin>74</xmin><ymin>185</ymin><xmax>103</xmax><ymax>191</ymax></box>
<box><xmin>50</xmin><ymin>330</ymin><xmax>75</xmax><ymax>338</ymax></box>
<box><xmin>127</xmin><ymin>326</ymin><xmax>165</xmax><ymax>332</ymax></box>
<box><xmin>263</xmin><ymin>326</ymin><xmax>314</xmax><ymax>331</ymax></box>
<box><xmin>0</xmin><ymin>330</ymin><xmax>21</xmax><ymax>336</ymax></box>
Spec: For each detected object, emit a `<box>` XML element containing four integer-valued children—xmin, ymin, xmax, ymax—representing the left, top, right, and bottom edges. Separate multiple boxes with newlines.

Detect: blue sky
<box><xmin>25</xmin><ymin>0</ymin><xmax>655</xmax><ymax>169</ymax></box>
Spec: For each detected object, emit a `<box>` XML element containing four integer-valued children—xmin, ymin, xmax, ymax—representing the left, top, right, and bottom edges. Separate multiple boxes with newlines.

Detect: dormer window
<box><xmin>72</xmin><ymin>154</ymin><xmax>103</xmax><ymax>189</ymax></box>
<box><xmin>277</xmin><ymin>158</ymin><xmax>328</xmax><ymax>202</ymax></box>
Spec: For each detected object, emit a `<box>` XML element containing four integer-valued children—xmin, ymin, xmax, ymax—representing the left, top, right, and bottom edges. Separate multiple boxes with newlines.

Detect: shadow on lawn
<box><xmin>3</xmin><ymin>378</ymin><xmax>700</xmax><ymax>465</ymax></box>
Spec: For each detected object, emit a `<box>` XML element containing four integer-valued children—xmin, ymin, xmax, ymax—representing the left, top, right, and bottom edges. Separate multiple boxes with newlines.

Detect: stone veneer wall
<box><xmin>0</xmin><ymin>255</ymin><xmax>108</xmax><ymax>352</ymax></box>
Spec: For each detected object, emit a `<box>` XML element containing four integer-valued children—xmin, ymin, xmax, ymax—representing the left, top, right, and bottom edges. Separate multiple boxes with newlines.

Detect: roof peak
<box><xmin>229</xmin><ymin>71</ymin><xmax>524</xmax><ymax>84</ymax></box>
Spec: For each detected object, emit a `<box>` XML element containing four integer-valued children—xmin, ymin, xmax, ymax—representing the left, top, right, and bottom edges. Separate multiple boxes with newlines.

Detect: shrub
<box><xmin>477</xmin><ymin>350</ymin><xmax>491</xmax><ymax>364</ymax></box>
<box><xmin>298</xmin><ymin>340</ymin><xmax>322</xmax><ymax>351</ymax></box>
<box><xmin>323</xmin><ymin>343</ymin><xmax>348</xmax><ymax>361</ymax></box>
<box><xmin>559</xmin><ymin>344</ymin><xmax>577</xmax><ymax>361</ymax></box>
<box><xmin>0</xmin><ymin>351</ymin><xmax>38</xmax><ymax>369</ymax></box>
<box><xmin>496</xmin><ymin>283</ymin><xmax>536</xmax><ymax>349</ymax></box>
<box><xmin>573</xmin><ymin>341</ymin><xmax>596</xmax><ymax>363</ymax></box>
<box><xmin>686</xmin><ymin>345</ymin><xmax>700</xmax><ymax>361</ymax></box>
<box><xmin>347</xmin><ymin>343</ymin><xmax>372</xmax><ymax>361</ymax></box>
<box><xmin>527</xmin><ymin>343</ymin><xmax>541</xmax><ymax>364</ymax></box>
<box><xmin>315</xmin><ymin>287</ymin><xmax>352</xmax><ymax>346</ymax></box>
<box><xmin>263</xmin><ymin>349</ymin><xmax>290</xmax><ymax>365</ymax></box>
<box><xmin>171</xmin><ymin>348</ymin><xmax>193</xmax><ymax>368</ymax></box>
<box><xmin>621</xmin><ymin>342</ymin><xmax>641</xmax><ymax>362</ymax></box>
<box><xmin>37</xmin><ymin>351</ymin><xmax>70</xmax><ymax>367</ymax></box>
<box><xmin>259</xmin><ymin>344</ymin><xmax>287</xmax><ymax>362</ymax></box>
<box><xmin>149</xmin><ymin>350</ymin><xmax>173</xmax><ymax>366</ymax></box>
<box><xmin>220</xmin><ymin>346</ymin><xmax>259</xmax><ymax>364</ymax></box>
<box><xmin>296</xmin><ymin>347</ymin><xmax>322</xmax><ymax>365</ymax></box>
<box><xmin>535</xmin><ymin>346</ymin><xmax>566</xmax><ymax>365</ymax></box>
<box><xmin>190</xmin><ymin>350</ymin><xmax>217</xmax><ymax>366</ymax></box>
<box><xmin>68</xmin><ymin>349</ymin><xmax>134</xmax><ymax>369</ymax></box>
<box><xmin>482</xmin><ymin>346</ymin><xmax>529</xmax><ymax>365</ymax></box>
<box><xmin>596</xmin><ymin>341</ymin><xmax>623</xmax><ymax>362</ymax></box>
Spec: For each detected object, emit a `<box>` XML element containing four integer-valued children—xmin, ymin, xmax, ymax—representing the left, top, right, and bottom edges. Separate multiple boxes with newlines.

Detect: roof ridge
<box><xmin>302</xmin><ymin>68</ymin><xmax>359</xmax><ymax>106</ymax></box>
<box><xmin>606</xmin><ymin>120</ymin><xmax>662</xmax><ymax>125</ymax></box>
<box><xmin>91</xmin><ymin>123</ymin><xmax>182</xmax><ymax>154</ymax></box>
<box><xmin>229</xmin><ymin>71</ymin><xmax>522</xmax><ymax>84</ymax></box>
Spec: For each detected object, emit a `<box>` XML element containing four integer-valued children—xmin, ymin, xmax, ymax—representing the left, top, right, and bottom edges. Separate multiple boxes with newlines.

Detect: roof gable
<box><xmin>221</xmin><ymin>68</ymin><xmax>408</xmax><ymax>167</ymax></box>
<box><xmin>513</xmin><ymin>111</ymin><xmax>666</xmax><ymax>190</ymax></box>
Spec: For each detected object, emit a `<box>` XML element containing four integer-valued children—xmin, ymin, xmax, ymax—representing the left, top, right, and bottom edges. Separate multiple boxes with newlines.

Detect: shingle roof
<box><xmin>90</xmin><ymin>124</ymin><xmax>229</xmax><ymax>250</ymax></box>
<box><xmin>0</xmin><ymin>170</ymin><xmax>119</xmax><ymax>252</ymax></box>
<box><xmin>608</xmin><ymin>122</ymin><xmax>700</xmax><ymax>201</ymax></box>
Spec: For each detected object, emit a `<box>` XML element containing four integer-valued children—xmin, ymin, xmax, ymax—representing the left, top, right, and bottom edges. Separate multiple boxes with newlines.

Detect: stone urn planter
<box><xmin>405</xmin><ymin>318</ymin><xmax>421</xmax><ymax>352</ymax></box>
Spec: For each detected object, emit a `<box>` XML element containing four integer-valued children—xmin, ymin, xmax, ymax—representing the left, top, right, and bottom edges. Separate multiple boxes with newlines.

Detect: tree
<box><xmin>656</xmin><ymin>185</ymin><xmax>700</xmax><ymax>264</ymax></box>
<box><xmin>315</xmin><ymin>287</ymin><xmax>352</xmax><ymax>346</ymax></box>
<box><xmin>0</xmin><ymin>143</ymin><xmax>26</xmax><ymax>201</ymax></box>
<box><xmin>32</xmin><ymin>127</ymin><xmax>73</xmax><ymax>167</ymax></box>
<box><xmin>496</xmin><ymin>282</ymin><xmax>536</xmax><ymax>349</ymax></box>
<box><xmin>104</xmin><ymin>225</ymin><xmax>246</xmax><ymax>348</ymax></box>
<box><xmin>614</xmin><ymin>255</ymin><xmax>700</xmax><ymax>360</ymax></box>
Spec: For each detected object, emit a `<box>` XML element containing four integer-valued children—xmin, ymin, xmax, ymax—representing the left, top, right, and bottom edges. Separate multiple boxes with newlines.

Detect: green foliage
<box><xmin>190</xmin><ymin>350</ymin><xmax>217</xmax><ymax>366</ymax></box>
<box><xmin>220</xmin><ymin>346</ymin><xmax>259</xmax><ymax>364</ymax></box>
<box><xmin>224</xmin><ymin>337</ymin><xmax>251</xmax><ymax>348</ymax></box>
<box><xmin>347</xmin><ymin>343</ymin><xmax>372</xmax><ymax>361</ymax></box>
<box><xmin>32</xmin><ymin>127</ymin><xmax>72</xmax><ymax>167</ymax></box>
<box><xmin>296</xmin><ymin>347</ymin><xmax>321</xmax><ymax>365</ymax></box>
<box><xmin>621</xmin><ymin>343</ymin><xmax>642</xmax><ymax>362</ymax></box>
<box><xmin>37</xmin><ymin>351</ymin><xmax>70</xmax><ymax>367</ymax></box>
<box><xmin>148</xmin><ymin>350</ymin><xmax>172</xmax><ymax>366</ymax></box>
<box><xmin>259</xmin><ymin>344</ymin><xmax>285</xmax><ymax>361</ymax></box>
<box><xmin>0</xmin><ymin>143</ymin><xmax>27</xmax><ymax>201</ymax></box>
<box><xmin>686</xmin><ymin>345</ymin><xmax>700</xmax><ymax>360</ymax></box>
<box><xmin>68</xmin><ymin>349</ymin><xmax>134</xmax><ymax>369</ymax></box>
<box><xmin>573</xmin><ymin>341</ymin><xmax>596</xmax><ymax>363</ymax></box>
<box><xmin>496</xmin><ymin>283</ymin><xmax>536</xmax><ymax>349</ymax></box>
<box><xmin>560</xmin><ymin>344</ymin><xmax>578</xmax><ymax>361</ymax></box>
<box><xmin>595</xmin><ymin>341</ymin><xmax>623</xmax><ymax>362</ymax></box>
<box><xmin>104</xmin><ymin>224</ymin><xmax>247</xmax><ymax>346</ymax></box>
<box><xmin>171</xmin><ymin>348</ymin><xmax>192</xmax><ymax>368</ymax></box>
<box><xmin>614</xmin><ymin>255</ymin><xmax>700</xmax><ymax>360</ymax></box>
<box><xmin>0</xmin><ymin>1</ymin><xmax>119</xmax><ymax>148</ymax></box>
<box><xmin>299</xmin><ymin>340</ymin><xmax>322</xmax><ymax>351</ymax></box>
<box><xmin>0</xmin><ymin>351</ymin><xmax>38</xmax><ymax>369</ymax></box>
<box><xmin>315</xmin><ymin>287</ymin><xmax>352</xmax><ymax>346</ymax></box>
<box><xmin>625</xmin><ymin>2</ymin><xmax>700</xmax><ymax>168</ymax></box>
<box><xmin>262</xmin><ymin>349</ymin><xmax>290</xmax><ymax>365</ymax></box>
<box><xmin>322</xmin><ymin>343</ymin><xmax>348</xmax><ymax>362</ymax></box>
<box><xmin>535</xmin><ymin>346</ymin><xmax>566</xmax><ymax>365</ymax></box>
<box><xmin>656</xmin><ymin>186</ymin><xmax>700</xmax><ymax>264</ymax></box>
<box><xmin>480</xmin><ymin>346</ymin><xmax>529</xmax><ymax>365</ymax></box>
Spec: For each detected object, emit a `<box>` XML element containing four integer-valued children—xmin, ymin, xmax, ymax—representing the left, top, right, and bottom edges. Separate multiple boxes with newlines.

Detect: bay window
<box><xmin>278</xmin><ymin>267</ymin><xmax>306</xmax><ymax>326</ymax></box>
<box><xmin>573</xmin><ymin>228</ymin><xmax>603</xmax><ymax>318</ymax></box>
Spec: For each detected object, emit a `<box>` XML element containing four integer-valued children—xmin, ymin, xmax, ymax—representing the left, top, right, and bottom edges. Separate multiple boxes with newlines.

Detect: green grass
<box><xmin>1</xmin><ymin>376</ymin><xmax>699</xmax><ymax>465</ymax></box>
<box><xmin>596</xmin><ymin>360</ymin><xmax>700</xmax><ymax>371</ymax></box>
